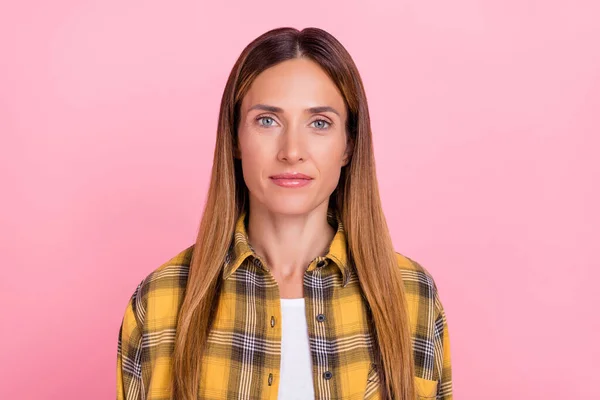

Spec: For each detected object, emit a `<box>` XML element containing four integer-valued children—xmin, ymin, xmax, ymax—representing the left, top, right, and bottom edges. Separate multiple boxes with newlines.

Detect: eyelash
<box><xmin>255</xmin><ymin>115</ymin><xmax>332</xmax><ymax>130</ymax></box>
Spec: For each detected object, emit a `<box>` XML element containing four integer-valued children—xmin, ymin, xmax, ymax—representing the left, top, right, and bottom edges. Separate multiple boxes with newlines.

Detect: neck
<box><xmin>246</xmin><ymin>201</ymin><xmax>335</xmax><ymax>280</ymax></box>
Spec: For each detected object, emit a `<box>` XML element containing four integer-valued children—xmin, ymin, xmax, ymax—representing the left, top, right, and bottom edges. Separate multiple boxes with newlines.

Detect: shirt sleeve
<box><xmin>434</xmin><ymin>291</ymin><xmax>453</xmax><ymax>399</ymax></box>
<box><xmin>117</xmin><ymin>282</ymin><xmax>144</xmax><ymax>400</ymax></box>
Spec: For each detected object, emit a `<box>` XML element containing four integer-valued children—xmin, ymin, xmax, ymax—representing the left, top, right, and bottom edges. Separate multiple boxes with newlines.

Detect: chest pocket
<box><xmin>414</xmin><ymin>376</ymin><xmax>438</xmax><ymax>399</ymax></box>
<box><xmin>364</xmin><ymin>364</ymin><xmax>438</xmax><ymax>399</ymax></box>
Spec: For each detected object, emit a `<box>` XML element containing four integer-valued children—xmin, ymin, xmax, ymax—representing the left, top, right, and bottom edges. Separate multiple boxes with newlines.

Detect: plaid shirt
<box><xmin>117</xmin><ymin>210</ymin><xmax>452</xmax><ymax>400</ymax></box>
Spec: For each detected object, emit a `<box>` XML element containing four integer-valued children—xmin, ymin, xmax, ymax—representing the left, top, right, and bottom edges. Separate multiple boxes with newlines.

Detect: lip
<box><xmin>269</xmin><ymin>172</ymin><xmax>313</xmax><ymax>188</ymax></box>
<box><xmin>269</xmin><ymin>172</ymin><xmax>313</xmax><ymax>180</ymax></box>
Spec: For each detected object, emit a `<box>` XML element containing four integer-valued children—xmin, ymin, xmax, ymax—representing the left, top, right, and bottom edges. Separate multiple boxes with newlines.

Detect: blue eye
<box><xmin>258</xmin><ymin>117</ymin><xmax>276</xmax><ymax>127</ymax></box>
<box><xmin>256</xmin><ymin>117</ymin><xmax>331</xmax><ymax>129</ymax></box>
<box><xmin>312</xmin><ymin>119</ymin><xmax>331</xmax><ymax>130</ymax></box>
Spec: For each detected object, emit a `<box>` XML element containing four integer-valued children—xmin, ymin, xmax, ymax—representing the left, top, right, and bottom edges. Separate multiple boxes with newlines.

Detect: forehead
<box><xmin>241</xmin><ymin>58</ymin><xmax>346</xmax><ymax>113</ymax></box>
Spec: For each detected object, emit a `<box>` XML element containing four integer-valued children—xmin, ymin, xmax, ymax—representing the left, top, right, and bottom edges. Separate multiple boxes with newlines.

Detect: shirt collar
<box><xmin>222</xmin><ymin>208</ymin><xmax>352</xmax><ymax>286</ymax></box>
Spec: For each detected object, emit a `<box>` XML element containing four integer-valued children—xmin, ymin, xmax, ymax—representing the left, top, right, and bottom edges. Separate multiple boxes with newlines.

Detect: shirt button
<box><xmin>323</xmin><ymin>371</ymin><xmax>333</xmax><ymax>380</ymax></box>
<box><xmin>270</xmin><ymin>316</ymin><xmax>275</xmax><ymax>327</ymax></box>
<box><xmin>317</xmin><ymin>260</ymin><xmax>326</xmax><ymax>268</ymax></box>
<box><xmin>268</xmin><ymin>373</ymin><xmax>273</xmax><ymax>386</ymax></box>
<box><xmin>316</xmin><ymin>314</ymin><xmax>326</xmax><ymax>322</ymax></box>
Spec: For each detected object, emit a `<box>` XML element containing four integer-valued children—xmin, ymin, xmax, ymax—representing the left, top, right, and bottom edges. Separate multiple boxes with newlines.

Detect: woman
<box><xmin>117</xmin><ymin>27</ymin><xmax>452</xmax><ymax>400</ymax></box>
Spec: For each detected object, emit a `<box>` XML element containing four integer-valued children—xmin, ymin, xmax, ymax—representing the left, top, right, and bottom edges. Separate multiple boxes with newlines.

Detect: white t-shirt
<box><xmin>277</xmin><ymin>298</ymin><xmax>315</xmax><ymax>399</ymax></box>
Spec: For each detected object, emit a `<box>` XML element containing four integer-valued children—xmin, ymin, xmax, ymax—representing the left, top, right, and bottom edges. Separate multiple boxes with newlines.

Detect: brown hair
<box><xmin>171</xmin><ymin>27</ymin><xmax>415</xmax><ymax>400</ymax></box>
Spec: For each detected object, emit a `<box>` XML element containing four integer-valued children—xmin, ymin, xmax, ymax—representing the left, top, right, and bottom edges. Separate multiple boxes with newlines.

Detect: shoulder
<box><xmin>393</xmin><ymin>251</ymin><xmax>446</xmax><ymax>320</ymax></box>
<box><xmin>394</xmin><ymin>251</ymin><xmax>438</xmax><ymax>292</ymax></box>
<box><xmin>126</xmin><ymin>244</ymin><xmax>195</xmax><ymax>327</ymax></box>
<box><xmin>138</xmin><ymin>244</ymin><xmax>194</xmax><ymax>296</ymax></box>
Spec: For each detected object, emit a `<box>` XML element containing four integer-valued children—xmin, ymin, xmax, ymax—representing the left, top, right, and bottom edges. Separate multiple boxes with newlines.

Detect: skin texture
<box><xmin>236</xmin><ymin>57</ymin><xmax>353</xmax><ymax>297</ymax></box>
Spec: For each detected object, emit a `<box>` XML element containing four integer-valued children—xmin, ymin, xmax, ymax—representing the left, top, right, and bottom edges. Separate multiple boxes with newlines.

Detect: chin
<box><xmin>263</xmin><ymin>198</ymin><xmax>317</xmax><ymax>216</ymax></box>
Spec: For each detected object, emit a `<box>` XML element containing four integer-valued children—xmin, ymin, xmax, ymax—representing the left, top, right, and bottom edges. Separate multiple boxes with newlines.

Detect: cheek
<box><xmin>315</xmin><ymin>150</ymin><xmax>345</xmax><ymax>183</ymax></box>
<box><xmin>319</xmin><ymin>158</ymin><xmax>343</xmax><ymax>182</ymax></box>
<box><xmin>238</xmin><ymin>126</ymin><xmax>273</xmax><ymax>157</ymax></box>
<box><xmin>312</xmin><ymin>135</ymin><xmax>347</xmax><ymax>166</ymax></box>
<box><xmin>313</xmin><ymin>136</ymin><xmax>347</xmax><ymax>186</ymax></box>
<box><xmin>240</xmin><ymin>152</ymin><xmax>263</xmax><ymax>182</ymax></box>
<box><xmin>238</xmin><ymin>133</ymin><xmax>268</xmax><ymax>189</ymax></box>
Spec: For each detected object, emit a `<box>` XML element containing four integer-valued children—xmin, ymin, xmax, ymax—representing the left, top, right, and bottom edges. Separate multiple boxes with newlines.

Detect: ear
<box><xmin>342</xmin><ymin>136</ymin><xmax>354</xmax><ymax>166</ymax></box>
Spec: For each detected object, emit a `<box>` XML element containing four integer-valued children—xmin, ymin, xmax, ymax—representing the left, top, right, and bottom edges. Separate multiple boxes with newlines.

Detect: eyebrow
<box><xmin>247</xmin><ymin>104</ymin><xmax>340</xmax><ymax>117</ymax></box>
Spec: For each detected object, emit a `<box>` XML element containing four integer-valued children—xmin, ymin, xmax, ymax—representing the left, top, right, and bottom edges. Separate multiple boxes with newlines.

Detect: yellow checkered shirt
<box><xmin>117</xmin><ymin>210</ymin><xmax>452</xmax><ymax>399</ymax></box>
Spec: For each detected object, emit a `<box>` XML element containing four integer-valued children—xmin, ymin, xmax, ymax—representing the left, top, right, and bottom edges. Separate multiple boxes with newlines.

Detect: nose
<box><xmin>277</xmin><ymin>126</ymin><xmax>306</xmax><ymax>163</ymax></box>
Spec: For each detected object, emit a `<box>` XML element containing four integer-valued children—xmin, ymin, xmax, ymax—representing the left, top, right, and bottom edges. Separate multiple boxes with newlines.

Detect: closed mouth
<box><xmin>269</xmin><ymin>173</ymin><xmax>313</xmax><ymax>180</ymax></box>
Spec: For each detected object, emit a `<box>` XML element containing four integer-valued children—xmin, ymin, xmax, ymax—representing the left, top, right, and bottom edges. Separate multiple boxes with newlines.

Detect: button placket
<box><xmin>264</xmin><ymin>269</ymin><xmax>280</xmax><ymax>395</ymax></box>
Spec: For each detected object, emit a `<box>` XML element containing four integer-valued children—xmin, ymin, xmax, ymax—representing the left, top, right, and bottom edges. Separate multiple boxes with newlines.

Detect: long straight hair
<box><xmin>171</xmin><ymin>27</ymin><xmax>415</xmax><ymax>400</ymax></box>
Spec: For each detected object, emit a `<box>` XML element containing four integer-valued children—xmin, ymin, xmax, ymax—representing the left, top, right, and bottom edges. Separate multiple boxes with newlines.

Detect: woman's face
<box><xmin>237</xmin><ymin>57</ymin><xmax>352</xmax><ymax>216</ymax></box>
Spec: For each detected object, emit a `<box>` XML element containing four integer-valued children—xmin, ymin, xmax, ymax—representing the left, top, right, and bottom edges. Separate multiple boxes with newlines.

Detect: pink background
<box><xmin>1</xmin><ymin>1</ymin><xmax>598</xmax><ymax>399</ymax></box>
